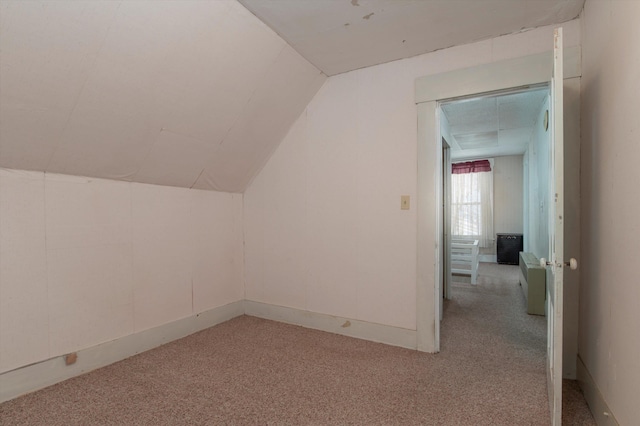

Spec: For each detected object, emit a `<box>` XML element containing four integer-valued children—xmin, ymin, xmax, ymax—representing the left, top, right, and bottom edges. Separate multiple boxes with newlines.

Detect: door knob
<box><xmin>565</xmin><ymin>258</ymin><xmax>578</xmax><ymax>270</ymax></box>
<box><xmin>540</xmin><ymin>257</ymin><xmax>578</xmax><ymax>269</ymax></box>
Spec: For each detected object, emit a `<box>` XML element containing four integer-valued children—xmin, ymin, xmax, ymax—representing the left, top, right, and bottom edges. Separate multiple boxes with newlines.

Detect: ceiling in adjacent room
<box><xmin>442</xmin><ymin>88</ymin><xmax>549</xmax><ymax>160</ymax></box>
<box><xmin>239</xmin><ymin>0</ymin><xmax>585</xmax><ymax>76</ymax></box>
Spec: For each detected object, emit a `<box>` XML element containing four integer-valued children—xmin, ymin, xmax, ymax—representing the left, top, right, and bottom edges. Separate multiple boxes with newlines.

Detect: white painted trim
<box><xmin>244</xmin><ymin>300</ymin><xmax>417</xmax><ymax>350</ymax></box>
<box><xmin>415</xmin><ymin>46</ymin><xmax>581</xmax><ymax>104</ymax></box>
<box><xmin>434</xmin><ymin>107</ymin><xmax>445</xmax><ymax>328</ymax></box>
<box><xmin>0</xmin><ymin>301</ymin><xmax>245</xmax><ymax>403</ymax></box>
<box><xmin>416</xmin><ymin>101</ymin><xmax>438</xmax><ymax>353</ymax></box>
<box><xmin>443</xmin><ymin>143</ymin><xmax>452</xmax><ymax>301</ymax></box>
<box><xmin>577</xmin><ymin>355</ymin><xmax>619</xmax><ymax>426</ymax></box>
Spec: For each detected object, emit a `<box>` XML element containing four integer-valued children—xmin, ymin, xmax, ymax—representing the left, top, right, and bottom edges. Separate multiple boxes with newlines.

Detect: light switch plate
<box><xmin>401</xmin><ymin>195</ymin><xmax>410</xmax><ymax>210</ymax></box>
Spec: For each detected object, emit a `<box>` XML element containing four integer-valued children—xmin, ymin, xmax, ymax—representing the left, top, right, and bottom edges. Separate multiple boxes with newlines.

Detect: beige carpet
<box><xmin>1</xmin><ymin>263</ymin><xmax>595</xmax><ymax>425</ymax></box>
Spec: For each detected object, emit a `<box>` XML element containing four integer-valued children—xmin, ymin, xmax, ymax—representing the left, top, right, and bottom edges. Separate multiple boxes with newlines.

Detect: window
<box><xmin>451</xmin><ymin>160</ymin><xmax>494</xmax><ymax>247</ymax></box>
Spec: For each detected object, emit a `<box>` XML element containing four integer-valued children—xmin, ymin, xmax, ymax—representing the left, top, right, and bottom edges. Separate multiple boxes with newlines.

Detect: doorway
<box><xmin>439</xmin><ymin>86</ymin><xmax>549</xmax><ymax>303</ymax></box>
<box><xmin>414</xmin><ymin>46</ymin><xmax>580</xmax><ymax>356</ymax></box>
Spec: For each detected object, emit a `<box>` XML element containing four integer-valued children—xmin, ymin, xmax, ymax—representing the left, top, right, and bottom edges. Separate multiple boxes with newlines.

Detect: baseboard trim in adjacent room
<box><xmin>244</xmin><ymin>300</ymin><xmax>417</xmax><ymax>350</ymax></box>
<box><xmin>0</xmin><ymin>300</ymin><xmax>245</xmax><ymax>403</ymax></box>
<box><xmin>576</xmin><ymin>355</ymin><xmax>620</xmax><ymax>426</ymax></box>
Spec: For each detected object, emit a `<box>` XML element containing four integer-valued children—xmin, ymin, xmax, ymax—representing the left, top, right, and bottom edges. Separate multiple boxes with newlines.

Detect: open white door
<box><xmin>544</xmin><ymin>27</ymin><xmax>570</xmax><ymax>426</ymax></box>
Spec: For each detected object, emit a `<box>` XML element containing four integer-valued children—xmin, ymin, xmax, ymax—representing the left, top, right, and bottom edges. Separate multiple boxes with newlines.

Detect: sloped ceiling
<box><xmin>0</xmin><ymin>1</ymin><xmax>585</xmax><ymax>192</ymax></box>
<box><xmin>0</xmin><ymin>0</ymin><xmax>326</xmax><ymax>192</ymax></box>
<box><xmin>239</xmin><ymin>0</ymin><xmax>585</xmax><ymax>76</ymax></box>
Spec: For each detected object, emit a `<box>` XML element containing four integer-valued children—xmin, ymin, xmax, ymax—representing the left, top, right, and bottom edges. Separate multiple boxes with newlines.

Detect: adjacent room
<box><xmin>441</xmin><ymin>87</ymin><xmax>551</xmax><ymax>303</ymax></box>
<box><xmin>1</xmin><ymin>0</ymin><xmax>639</xmax><ymax>424</ymax></box>
<box><xmin>438</xmin><ymin>88</ymin><xmax>560</xmax><ymax>402</ymax></box>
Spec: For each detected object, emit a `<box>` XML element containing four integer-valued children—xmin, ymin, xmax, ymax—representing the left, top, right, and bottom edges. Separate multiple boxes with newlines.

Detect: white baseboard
<box><xmin>479</xmin><ymin>255</ymin><xmax>497</xmax><ymax>263</ymax></box>
<box><xmin>576</xmin><ymin>355</ymin><xmax>619</xmax><ymax>426</ymax></box>
<box><xmin>244</xmin><ymin>300</ymin><xmax>417</xmax><ymax>350</ymax></box>
<box><xmin>0</xmin><ymin>301</ymin><xmax>245</xmax><ymax>403</ymax></box>
<box><xmin>1</xmin><ymin>300</ymin><xmax>418</xmax><ymax>403</ymax></box>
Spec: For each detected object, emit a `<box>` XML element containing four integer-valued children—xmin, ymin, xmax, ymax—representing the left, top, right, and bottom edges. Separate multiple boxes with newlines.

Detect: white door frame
<box><xmin>415</xmin><ymin>45</ymin><xmax>581</xmax><ymax>353</ymax></box>
<box><xmin>442</xmin><ymin>139</ymin><xmax>452</xmax><ymax>302</ymax></box>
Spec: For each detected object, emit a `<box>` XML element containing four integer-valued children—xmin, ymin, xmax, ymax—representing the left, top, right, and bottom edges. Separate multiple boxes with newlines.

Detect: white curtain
<box><xmin>451</xmin><ymin>170</ymin><xmax>494</xmax><ymax>247</ymax></box>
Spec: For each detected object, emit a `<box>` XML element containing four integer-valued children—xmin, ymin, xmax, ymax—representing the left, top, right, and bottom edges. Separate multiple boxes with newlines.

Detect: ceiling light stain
<box><xmin>351</xmin><ymin>0</ymin><xmax>359</xmax><ymax>6</ymax></box>
<box><xmin>344</xmin><ymin>22</ymin><xmax>350</xmax><ymax>26</ymax></box>
<box><xmin>363</xmin><ymin>12</ymin><xmax>374</xmax><ymax>20</ymax></box>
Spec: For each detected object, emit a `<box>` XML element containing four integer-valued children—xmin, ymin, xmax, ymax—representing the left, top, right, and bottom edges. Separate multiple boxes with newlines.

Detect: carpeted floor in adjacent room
<box><xmin>0</xmin><ymin>263</ymin><xmax>595</xmax><ymax>425</ymax></box>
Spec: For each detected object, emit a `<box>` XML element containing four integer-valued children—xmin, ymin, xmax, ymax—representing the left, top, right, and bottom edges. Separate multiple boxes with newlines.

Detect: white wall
<box><xmin>244</xmin><ymin>21</ymin><xmax>581</xmax><ymax>338</ymax></box>
<box><xmin>524</xmin><ymin>95</ymin><xmax>551</xmax><ymax>260</ymax></box>
<box><xmin>580</xmin><ymin>1</ymin><xmax>640</xmax><ymax>424</ymax></box>
<box><xmin>494</xmin><ymin>155</ymin><xmax>524</xmax><ymax>238</ymax></box>
<box><xmin>474</xmin><ymin>155</ymin><xmax>524</xmax><ymax>256</ymax></box>
<box><xmin>0</xmin><ymin>168</ymin><xmax>244</xmax><ymax>373</ymax></box>
<box><xmin>244</xmin><ymin>81</ymin><xmax>418</xmax><ymax>330</ymax></box>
